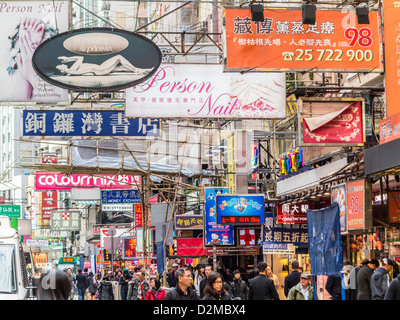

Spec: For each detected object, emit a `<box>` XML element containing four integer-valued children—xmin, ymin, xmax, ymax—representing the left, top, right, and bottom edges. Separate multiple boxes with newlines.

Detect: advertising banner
<box><xmin>331</xmin><ymin>184</ymin><xmax>347</xmax><ymax>233</ymax></box>
<box><xmin>32</xmin><ymin>28</ymin><xmax>162</xmax><ymax>91</ymax></box>
<box><xmin>175</xmin><ymin>214</ymin><xmax>204</xmax><ymax>230</ymax></box>
<box><xmin>382</xmin><ymin>0</ymin><xmax>400</xmax><ymax>117</ymax></box>
<box><xmin>23</xmin><ymin>110</ymin><xmax>160</xmax><ymax>137</ymax></box>
<box><xmin>300</xmin><ymin>98</ymin><xmax>365</xmax><ymax>146</ymax></box>
<box><xmin>216</xmin><ymin>194</ymin><xmax>265</xmax><ymax>225</ymax></box>
<box><xmin>41</xmin><ymin>190</ymin><xmax>58</xmax><ymax>220</ymax></box>
<box><xmin>379</xmin><ymin>113</ymin><xmax>400</xmax><ymax>144</ymax></box>
<box><xmin>35</xmin><ymin>173</ymin><xmax>141</xmax><ymax>190</ymax></box>
<box><xmin>346</xmin><ymin>179</ymin><xmax>365</xmax><ymax>230</ymax></box>
<box><xmin>0</xmin><ymin>1</ymin><xmax>69</xmax><ymax>103</ymax></box>
<box><xmin>204</xmin><ymin>187</ymin><xmax>234</xmax><ymax>246</ymax></box>
<box><xmin>176</xmin><ymin>238</ymin><xmax>206</xmax><ymax>257</ymax></box>
<box><xmin>277</xmin><ymin>200</ymin><xmax>313</xmax><ymax>224</ymax></box>
<box><xmin>101</xmin><ymin>189</ymin><xmax>141</xmax><ymax>204</ymax></box>
<box><xmin>125</xmin><ymin>64</ymin><xmax>286</xmax><ymax>119</ymax></box>
<box><xmin>224</xmin><ymin>8</ymin><xmax>383</xmax><ymax>72</ymax></box>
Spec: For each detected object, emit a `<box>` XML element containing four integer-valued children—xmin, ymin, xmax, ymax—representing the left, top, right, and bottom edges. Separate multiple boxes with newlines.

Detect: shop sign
<box><xmin>205</xmin><ymin>246</ymin><xmax>260</xmax><ymax>256</ymax></box>
<box><xmin>50</xmin><ymin>210</ymin><xmax>81</xmax><ymax>231</ymax></box>
<box><xmin>0</xmin><ymin>204</ymin><xmax>21</xmax><ymax>218</ymax></box>
<box><xmin>135</xmin><ymin>204</ymin><xmax>143</xmax><ymax>227</ymax></box>
<box><xmin>204</xmin><ymin>187</ymin><xmax>234</xmax><ymax>246</ymax></box>
<box><xmin>34</xmin><ymin>229</ymin><xmax>69</xmax><ymax>238</ymax></box>
<box><xmin>122</xmin><ymin>237</ymin><xmax>137</xmax><ymax>259</ymax></box>
<box><xmin>23</xmin><ymin>110</ymin><xmax>160</xmax><ymax>137</ymax></box>
<box><xmin>26</xmin><ymin>239</ymin><xmax>49</xmax><ymax>247</ymax></box>
<box><xmin>331</xmin><ymin>184</ymin><xmax>347</xmax><ymax>233</ymax></box>
<box><xmin>263</xmin><ymin>212</ymin><xmax>308</xmax><ymax>247</ymax></box>
<box><xmin>300</xmin><ymin>98</ymin><xmax>365</xmax><ymax>146</ymax></box>
<box><xmin>238</xmin><ymin>228</ymin><xmax>256</xmax><ymax>246</ymax></box>
<box><xmin>175</xmin><ymin>214</ymin><xmax>203</xmax><ymax>230</ymax></box>
<box><xmin>102</xmin><ymin>203</ymin><xmax>133</xmax><ymax>212</ymax></box>
<box><xmin>223</xmin><ymin>8</ymin><xmax>383</xmax><ymax>72</ymax></box>
<box><xmin>346</xmin><ymin>179</ymin><xmax>366</xmax><ymax>230</ymax></box>
<box><xmin>379</xmin><ymin>113</ymin><xmax>400</xmax><ymax>144</ymax></box>
<box><xmin>36</xmin><ymin>173</ymin><xmax>141</xmax><ymax>190</ymax></box>
<box><xmin>125</xmin><ymin>64</ymin><xmax>286</xmax><ymax>119</ymax></box>
<box><xmin>41</xmin><ymin>190</ymin><xmax>58</xmax><ymax>220</ymax></box>
<box><xmin>32</xmin><ymin>28</ymin><xmax>162</xmax><ymax>91</ymax></box>
<box><xmin>216</xmin><ymin>194</ymin><xmax>265</xmax><ymax>225</ymax></box>
<box><xmin>277</xmin><ymin>200</ymin><xmax>313</xmax><ymax>224</ymax></box>
<box><xmin>388</xmin><ymin>191</ymin><xmax>400</xmax><ymax>223</ymax></box>
<box><xmin>100</xmin><ymin>227</ymin><xmax>128</xmax><ymax>247</ymax></box>
<box><xmin>176</xmin><ymin>238</ymin><xmax>206</xmax><ymax>257</ymax></box>
<box><xmin>263</xmin><ymin>243</ymin><xmax>295</xmax><ymax>255</ymax></box>
<box><xmin>101</xmin><ymin>189</ymin><xmax>141</xmax><ymax>204</ymax></box>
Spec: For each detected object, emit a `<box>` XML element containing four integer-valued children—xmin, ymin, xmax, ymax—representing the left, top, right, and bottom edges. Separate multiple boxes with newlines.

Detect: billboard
<box><xmin>23</xmin><ymin>110</ymin><xmax>160</xmax><ymax>137</ymax></box>
<box><xmin>125</xmin><ymin>64</ymin><xmax>286</xmax><ymax>119</ymax></box>
<box><xmin>346</xmin><ymin>179</ymin><xmax>366</xmax><ymax>230</ymax></box>
<box><xmin>32</xmin><ymin>28</ymin><xmax>162</xmax><ymax>91</ymax></box>
<box><xmin>223</xmin><ymin>8</ymin><xmax>383</xmax><ymax>72</ymax></box>
<box><xmin>101</xmin><ymin>189</ymin><xmax>141</xmax><ymax>204</ymax></box>
<box><xmin>216</xmin><ymin>194</ymin><xmax>265</xmax><ymax>225</ymax></box>
<box><xmin>379</xmin><ymin>113</ymin><xmax>400</xmax><ymax>144</ymax></box>
<box><xmin>331</xmin><ymin>184</ymin><xmax>347</xmax><ymax>233</ymax></box>
<box><xmin>0</xmin><ymin>1</ymin><xmax>69</xmax><ymax>103</ymax></box>
<box><xmin>277</xmin><ymin>200</ymin><xmax>313</xmax><ymax>224</ymax></box>
<box><xmin>300</xmin><ymin>98</ymin><xmax>365</xmax><ymax>146</ymax></box>
<box><xmin>50</xmin><ymin>210</ymin><xmax>81</xmax><ymax>231</ymax></box>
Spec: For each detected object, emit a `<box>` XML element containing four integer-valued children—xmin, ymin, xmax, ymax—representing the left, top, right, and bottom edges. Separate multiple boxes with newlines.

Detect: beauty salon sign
<box><xmin>125</xmin><ymin>64</ymin><xmax>286</xmax><ymax>119</ymax></box>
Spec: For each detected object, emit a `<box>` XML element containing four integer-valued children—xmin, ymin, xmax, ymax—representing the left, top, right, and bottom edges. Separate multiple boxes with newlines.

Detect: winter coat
<box><xmin>199</xmin><ymin>276</ymin><xmax>207</xmax><ymax>299</ymax></box>
<box><xmin>163</xmin><ymin>285</ymin><xmax>199</xmax><ymax>300</ymax></box>
<box><xmin>119</xmin><ymin>275</ymin><xmax>132</xmax><ymax>297</ymax></box>
<box><xmin>287</xmin><ymin>282</ymin><xmax>318</xmax><ymax>300</ymax></box>
<box><xmin>127</xmin><ymin>280</ymin><xmax>150</xmax><ymax>300</ymax></box>
<box><xmin>145</xmin><ymin>288</ymin><xmax>166</xmax><ymax>300</ymax></box>
<box><xmin>194</xmin><ymin>273</ymin><xmax>205</xmax><ymax>295</ymax></box>
<box><xmin>167</xmin><ymin>270</ymin><xmax>177</xmax><ymax>288</ymax></box>
<box><xmin>325</xmin><ymin>275</ymin><xmax>342</xmax><ymax>300</ymax></box>
<box><xmin>88</xmin><ymin>275</ymin><xmax>98</xmax><ymax>294</ymax></box>
<box><xmin>248</xmin><ymin>274</ymin><xmax>280</xmax><ymax>300</ymax></box>
<box><xmin>98</xmin><ymin>281</ymin><xmax>114</xmax><ymax>300</ymax></box>
<box><xmin>384</xmin><ymin>274</ymin><xmax>400</xmax><ymax>300</ymax></box>
<box><xmin>357</xmin><ymin>264</ymin><xmax>374</xmax><ymax>300</ymax></box>
<box><xmin>370</xmin><ymin>267</ymin><xmax>391</xmax><ymax>300</ymax></box>
<box><xmin>284</xmin><ymin>270</ymin><xmax>301</xmax><ymax>297</ymax></box>
<box><xmin>229</xmin><ymin>278</ymin><xmax>249</xmax><ymax>300</ymax></box>
<box><xmin>203</xmin><ymin>290</ymin><xmax>232</xmax><ymax>300</ymax></box>
<box><xmin>76</xmin><ymin>273</ymin><xmax>89</xmax><ymax>289</ymax></box>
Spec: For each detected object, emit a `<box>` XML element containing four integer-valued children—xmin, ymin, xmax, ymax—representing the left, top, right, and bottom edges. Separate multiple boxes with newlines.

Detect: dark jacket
<box><xmin>229</xmin><ymin>278</ymin><xmax>249</xmax><ymax>300</ymax></box>
<box><xmin>284</xmin><ymin>270</ymin><xmax>301</xmax><ymax>297</ymax></box>
<box><xmin>76</xmin><ymin>273</ymin><xmax>89</xmax><ymax>289</ymax></box>
<box><xmin>98</xmin><ymin>281</ymin><xmax>114</xmax><ymax>300</ymax></box>
<box><xmin>384</xmin><ymin>274</ymin><xmax>400</xmax><ymax>300</ymax></box>
<box><xmin>248</xmin><ymin>273</ymin><xmax>280</xmax><ymax>300</ymax></box>
<box><xmin>88</xmin><ymin>275</ymin><xmax>98</xmax><ymax>294</ymax></box>
<box><xmin>163</xmin><ymin>285</ymin><xmax>199</xmax><ymax>300</ymax></box>
<box><xmin>356</xmin><ymin>264</ymin><xmax>374</xmax><ymax>300</ymax></box>
<box><xmin>325</xmin><ymin>275</ymin><xmax>342</xmax><ymax>300</ymax></box>
<box><xmin>119</xmin><ymin>274</ymin><xmax>132</xmax><ymax>297</ymax></box>
<box><xmin>127</xmin><ymin>279</ymin><xmax>150</xmax><ymax>300</ymax></box>
<box><xmin>199</xmin><ymin>276</ymin><xmax>207</xmax><ymax>299</ymax></box>
<box><xmin>203</xmin><ymin>290</ymin><xmax>232</xmax><ymax>300</ymax></box>
<box><xmin>370</xmin><ymin>267</ymin><xmax>391</xmax><ymax>300</ymax></box>
<box><xmin>167</xmin><ymin>270</ymin><xmax>177</xmax><ymax>288</ymax></box>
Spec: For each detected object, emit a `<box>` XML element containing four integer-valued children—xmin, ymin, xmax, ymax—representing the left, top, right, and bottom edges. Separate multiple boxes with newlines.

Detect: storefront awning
<box><xmin>365</xmin><ymin>138</ymin><xmax>400</xmax><ymax>176</ymax></box>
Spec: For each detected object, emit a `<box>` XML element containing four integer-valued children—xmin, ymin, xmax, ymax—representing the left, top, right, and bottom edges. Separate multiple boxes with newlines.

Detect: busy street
<box><xmin>0</xmin><ymin>0</ymin><xmax>400</xmax><ymax>313</ymax></box>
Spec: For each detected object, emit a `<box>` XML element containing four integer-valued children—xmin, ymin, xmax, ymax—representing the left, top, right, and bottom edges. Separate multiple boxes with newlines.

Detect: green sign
<box><xmin>0</xmin><ymin>205</ymin><xmax>21</xmax><ymax>218</ymax></box>
<box><xmin>51</xmin><ymin>210</ymin><xmax>81</xmax><ymax>231</ymax></box>
<box><xmin>58</xmin><ymin>257</ymin><xmax>78</xmax><ymax>264</ymax></box>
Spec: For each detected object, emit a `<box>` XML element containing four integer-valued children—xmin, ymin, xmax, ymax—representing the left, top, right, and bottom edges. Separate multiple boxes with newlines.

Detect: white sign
<box><xmin>125</xmin><ymin>64</ymin><xmax>286</xmax><ymax>119</ymax></box>
<box><xmin>26</xmin><ymin>239</ymin><xmax>49</xmax><ymax>247</ymax></box>
<box><xmin>33</xmin><ymin>229</ymin><xmax>69</xmax><ymax>238</ymax></box>
<box><xmin>100</xmin><ymin>227</ymin><xmax>129</xmax><ymax>247</ymax></box>
<box><xmin>102</xmin><ymin>203</ymin><xmax>133</xmax><ymax>212</ymax></box>
<box><xmin>0</xmin><ymin>1</ymin><xmax>69</xmax><ymax>103</ymax></box>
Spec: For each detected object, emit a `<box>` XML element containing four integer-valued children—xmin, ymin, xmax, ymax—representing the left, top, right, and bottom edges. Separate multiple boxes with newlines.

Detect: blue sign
<box><xmin>101</xmin><ymin>189</ymin><xmax>141</xmax><ymax>204</ymax></box>
<box><xmin>204</xmin><ymin>187</ymin><xmax>234</xmax><ymax>246</ymax></box>
<box><xmin>263</xmin><ymin>212</ymin><xmax>308</xmax><ymax>247</ymax></box>
<box><xmin>216</xmin><ymin>194</ymin><xmax>265</xmax><ymax>225</ymax></box>
<box><xmin>22</xmin><ymin>110</ymin><xmax>160</xmax><ymax>137</ymax></box>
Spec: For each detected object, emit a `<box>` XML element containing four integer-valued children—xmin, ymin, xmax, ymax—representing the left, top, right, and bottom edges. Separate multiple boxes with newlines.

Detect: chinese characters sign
<box><xmin>51</xmin><ymin>210</ymin><xmax>81</xmax><ymax>231</ymax></box>
<box><xmin>41</xmin><ymin>190</ymin><xmax>58</xmax><ymax>220</ymax></box>
<box><xmin>379</xmin><ymin>113</ymin><xmax>400</xmax><ymax>144</ymax></box>
<box><xmin>0</xmin><ymin>205</ymin><xmax>21</xmax><ymax>218</ymax></box>
<box><xmin>175</xmin><ymin>214</ymin><xmax>203</xmax><ymax>230</ymax></box>
<box><xmin>277</xmin><ymin>201</ymin><xmax>313</xmax><ymax>224</ymax></box>
<box><xmin>216</xmin><ymin>194</ymin><xmax>265</xmax><ymax>225</ymax></box>
<box><xmin>23</xmin><ymin>110</ymin><xmax>160</xmax><ymax>137</ymax></box>
<box><xmin>346</xmin><ymin>179</ymin><xmax>365</xmax><ymax>230</ymax></box>
<box><xmin>123</xmin><ymin>237</ymin><xmax>137</xmax><ymax>259</ymax></box>
<box><xmin>101</xmin><ymin>189</ymin><xmax>141</xmax><ymax>204</ymax></box>
<box><xmin>224</xmin><ymin>8</ymin><xmax>383</xmax><ymax>72</ymax></box>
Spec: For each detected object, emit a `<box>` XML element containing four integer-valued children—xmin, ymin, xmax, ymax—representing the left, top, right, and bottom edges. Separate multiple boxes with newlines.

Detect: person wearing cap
<box><xmin>370</xmin><ymin>257</ymin><xmax>393</xmax><ymax>300</ymax></box>
<box><xmin>167</xmin><ymin>263</ymin><xmax>179</xmax><ymax>288</ymax></box>
<box><xmin>229</xmin><ymin>270</ymin><xmax>249</xmax><ymax>300</ymax></box>
<box><xmin>287</xmin><ymin>273</ymin><xmax>317</xmax><ymax>300</ymax></box>
<box><xmin>119</xmin><ymin>268</ymin><xmax>132</xmax><ymax>300</ymax></box>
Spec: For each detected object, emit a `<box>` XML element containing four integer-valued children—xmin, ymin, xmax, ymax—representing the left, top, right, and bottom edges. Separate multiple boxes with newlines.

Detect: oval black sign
<box><xmin>32</xmin><ymin>28</ymin><xmax>162</xmax><ymax>92</ymax></box>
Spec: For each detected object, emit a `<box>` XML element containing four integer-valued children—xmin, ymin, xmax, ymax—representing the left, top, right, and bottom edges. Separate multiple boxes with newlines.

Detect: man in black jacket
<box><xmin>248</xmin><ymin>262</ymin><xmax>280</xmax><ymax>300</ymax></box>
<box><xmin>229</xmin><ymin>270</ymin><xmax>249</xmax><ymax>300</ymax></box>
<box><xmin>164</xmin><ymin>267</ymin><xmax>199</xmax><ymax>300</ymax></box>
<box><xmin>199</xmin><ymin>264</ymin><xmax>213</xmax><ymax>299</ymax></box>
<box><xmin>356</xmin><ymin>259</ymin><xmax>379</xmax><ymax>300</ymax></box>
<box><xmin>284</xmin><ymin>260</ymin><xmax>301</xmax><ymax>297</ymax></box>
<box><xmin>75</xmin><ymin>269</ymin><xmax>89</xmax><ymax>300</ymax></box>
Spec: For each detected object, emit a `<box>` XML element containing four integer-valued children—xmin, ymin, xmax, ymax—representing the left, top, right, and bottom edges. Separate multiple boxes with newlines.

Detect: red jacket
<box><xmin>145</xmin><ymin>288</ymin><xmax>166</xmax><ymax>300</ymax></box>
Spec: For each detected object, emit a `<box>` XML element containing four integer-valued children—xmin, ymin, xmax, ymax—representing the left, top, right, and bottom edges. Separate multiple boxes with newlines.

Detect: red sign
<box><xmin>41</xmin><ymin>154</ymin><xmax>57</xmax><ymax>164</ymax></box>
<box><xmin>277</xmin><ymin>201</ymin><xmax>313</xmax><ymax>224</ymax></box>
<box><xmin>379</xmin><ymin>113</ymin><xmax>400</xmax><ymax>144</ymax></box>
<box><xmin>41</xmin><ymin>190</ymin><xmax>58</xmax><ymax>220</ymax></box>
<box><xmin>301</xmin><ymin>99</ymin><xmax>364</xmax><ymax>146</ymax></box>
<box><xmin>135</xmin><ymin>203</ymin><xmax>143</xmax><ymax>227</ymax></box>
<box><xmin>176</xmin><ymin>238</ymin><xmax>206</xmax><ymax>257</ymax></box>
<box><xmin>346</xmin><ymin>179</ymin><xmax>365</xmax><ymax>230</ymax></box>
<box><xmin>221</xmin><ymin>216</ymin><xmax>261</xmax><ymax>224</ymax></box>
<box><xmin>123</xmin><ymin>237</ymin><xmax>137</xmax><ymax>259</ymax></box>
<box><xmin>238</xmin><ymin>228</ymin><xmax>256</xmax><ymax>246</ymax></box>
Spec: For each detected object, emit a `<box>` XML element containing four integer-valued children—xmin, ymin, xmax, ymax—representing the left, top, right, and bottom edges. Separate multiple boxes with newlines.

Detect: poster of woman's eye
<box><xmin>0</xmin><ymin>1</ymin><xmax>69</xmax><ymax>103</ymax></box>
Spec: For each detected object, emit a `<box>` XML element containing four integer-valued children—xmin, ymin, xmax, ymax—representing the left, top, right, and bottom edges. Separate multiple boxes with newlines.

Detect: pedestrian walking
<box><xmin>248</xmin><ymin>262</ymin><xmax>280</xmax><ymax>300</ymax></box>
<box><xmin>287</xmin><ymin>273</ymin><xmax>317</xmax><ymax>300</ymax></box>
<box><xmin>347</xmin><ymin>259</ymin><xmax>368</xmax><ymax>300</ymax></box>
<box><xmin>66</xmin><ymin>268</ymin><xmax>76</xmax><ymax>300</ymax></box>
<box><xmin>371</xmin><ymin>257</ymin><xmax>393</xmax><ymax>300</ymax></box>
<box><xmin>194</xmin><ymin>264</ymin><xmax>205</xmax><ymax>295</ymax></box>
<box><xmin>97</xmin><ymin>279</ymin><xmax>114</xmax><ymax>300</ymax></box>
<box><xmin>145</xmin><ymin>278</ymin><xmax>166</xmax><ymax>300</ymax></box>
<box><xmin>202</xmin><ymin>272</ymin><xmax>232</xmax><ymax>300</ymax></box>
<box><xmin>88</xmin><ymin>272</ymin><xmax>98</xmax><ymax>300</ymax></box>
<box><xmin>163</xmin><ymin>267</ymin><xmax>199</xmax><ymax>300</ymax></box>
<box><xmin>384</xmin><ymin>272</ymin><xmax>400</xmax><ymax>300</ymax></box>
<box><xmin>229</xmin><ymin>270</ymin><xmax>249</xmax><ymax>300</ymax></box>
<box><xmin>357</xmin><ymin>258</ymin><xmax>379</xmax><ymax>300</ymax></box>
<box><xmin>266</xmin><ymin>265</ymin><xmax>280</xmax><ymax>292</ymax></box>
<box><xmin>75</xmin><ymin>268</ymin><xmax>89</xmax><ymax>300</ymax></box>
<box><xmin>199</xmin><ymin>264</ymin><xmax>213</xmax><ymax>299</ymax></box>
<box><xmin>119</xmin><ymin>268</ymin><xmax>132</xmax><ymax>300</ymax></box>
<box><xmin>166</xmin><ymin>263</ymin><xmax>179</xmax><ymax>288</ymax></box>
<box><xmin>284</xmin><ymin>260</ymin><xmax>302</xmax><ymax>297</ymax></box>
<box><xmin>127</xmin><ymin>270</ymin><xmax>150</xmax><ymax>300</ymax></box>
<box><xmin>37</xmin><ymin>269</ymin><xmax>72</xmax><ymax>300</ymax></box>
